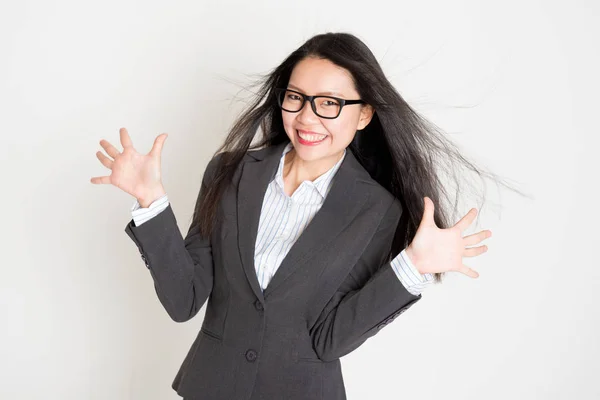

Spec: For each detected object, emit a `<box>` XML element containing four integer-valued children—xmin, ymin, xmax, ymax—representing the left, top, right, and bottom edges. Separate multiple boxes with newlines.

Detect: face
<box><xmin>280</xmin><ymin>57</ymin><xmax>374</xmax><ymax>164</ymax></box>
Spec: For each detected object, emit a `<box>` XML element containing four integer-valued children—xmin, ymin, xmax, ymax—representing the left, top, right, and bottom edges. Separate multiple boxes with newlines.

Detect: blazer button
<box><xmin>254</xmin><ymin>300</ymin><xmax>264</xmax><ymax>311</ymax></box>
<box><xmin>245</xmin><ymin>349</ymin><xmax>258</xmax><ymax>362</ymax></box>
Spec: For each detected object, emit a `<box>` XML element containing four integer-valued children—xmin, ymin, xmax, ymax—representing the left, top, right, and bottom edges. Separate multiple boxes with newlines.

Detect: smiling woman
<box><xmin>92</xmin><ymin>31</ymin><xmax>523</xmax><ymax>400</ymax></box>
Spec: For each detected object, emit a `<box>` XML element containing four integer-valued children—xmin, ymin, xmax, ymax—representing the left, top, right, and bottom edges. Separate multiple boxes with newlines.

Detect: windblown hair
<box><xmin>192</xmin><ymin>32</ymin><xmax>525</xmax><ymax>284</ymax></box>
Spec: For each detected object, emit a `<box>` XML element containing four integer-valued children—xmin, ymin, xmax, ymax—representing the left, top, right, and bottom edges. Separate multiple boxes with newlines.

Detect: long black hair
<box><xmin>192</xmin><ymin>32</ymin><xmax>527</xmax><ymax>284</ymax></box>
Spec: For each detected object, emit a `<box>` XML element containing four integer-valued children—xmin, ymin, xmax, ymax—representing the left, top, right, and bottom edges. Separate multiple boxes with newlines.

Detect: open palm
<box><xmin>406</xmin><ymin>197</ymin><xmax>492</xmax><ymax>278</ymax></box>
<box><xmin>90</xmin><ymin>127</ymin><xmax>168</xmax><ymax>204</ymax></box>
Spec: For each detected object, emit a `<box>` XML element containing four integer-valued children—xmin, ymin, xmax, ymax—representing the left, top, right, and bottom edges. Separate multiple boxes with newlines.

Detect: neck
<box><xmin>283</xmin><ymin>148</ymin><xmax>344</xmax><ymax>184</ymax></box>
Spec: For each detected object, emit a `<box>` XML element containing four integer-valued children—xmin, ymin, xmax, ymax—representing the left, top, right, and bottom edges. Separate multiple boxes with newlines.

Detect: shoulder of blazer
<box><xmin>203</xmin><ymin>147</ymin><xmax>264</xmax><ymax>184</ymax></box>
<box><xmin>363</xmin><ymin>181</ymin><xmax>402</xmax><ymax>223</ymax></box>
<box><xmin>203</xmin><ymin>152</ymin><xmax>225</xmax><ymax>183</ymax></box>
<box><xmin>244</xmin><ymin>142</ymin><xmax>286</xmax><ymax>162</ymax></box>
<box><xmin>351</xmin><ymin>159</ymin><xmax>400</xmax><ymax>217</ymax></box>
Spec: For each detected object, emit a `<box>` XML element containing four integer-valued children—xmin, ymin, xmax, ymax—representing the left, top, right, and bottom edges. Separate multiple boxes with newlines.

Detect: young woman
<box><xmin>91</xmin><ymin>32</ymin><xmax>508</xmax><ymax>400</ymax></box>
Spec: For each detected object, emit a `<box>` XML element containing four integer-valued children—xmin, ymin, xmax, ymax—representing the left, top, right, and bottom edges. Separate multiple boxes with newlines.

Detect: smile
<box><xmin>296</xmin><ymin>130</ymin><xmax>328</xmax><ymax>145</ymax></box>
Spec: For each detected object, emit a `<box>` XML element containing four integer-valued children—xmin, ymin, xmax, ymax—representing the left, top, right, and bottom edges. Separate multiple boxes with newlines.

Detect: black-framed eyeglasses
<box><xmin>274</xmin><ymin>88</ymin><xmax>365</xmax><ymax>119</ymax></box>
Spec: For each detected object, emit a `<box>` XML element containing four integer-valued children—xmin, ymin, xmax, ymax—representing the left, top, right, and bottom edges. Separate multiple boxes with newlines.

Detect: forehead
<box><xmin>288</xmin><ymin>57</ymin><xmax>357</xmax><ymax>97</ymax></box>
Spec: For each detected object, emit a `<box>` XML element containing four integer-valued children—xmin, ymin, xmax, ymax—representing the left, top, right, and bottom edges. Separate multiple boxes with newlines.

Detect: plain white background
<box><xmin>1</xmin><ymin>0</ymin><xmax>598</xmax><ymax>399</ymax></box>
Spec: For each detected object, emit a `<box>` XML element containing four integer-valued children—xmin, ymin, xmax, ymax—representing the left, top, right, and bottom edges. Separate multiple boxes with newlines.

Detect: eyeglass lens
<box><xmin>278</xmin><ymin>90</ymin><xmax>341</xmax><ymax>118</ymax></box>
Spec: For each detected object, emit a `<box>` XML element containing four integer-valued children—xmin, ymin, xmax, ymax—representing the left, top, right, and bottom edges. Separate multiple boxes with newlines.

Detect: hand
<box><xmin>90</xmin><ymin>127</ymin><xmax>168</xmax><ymax>206</ymax></box>
<box><xmin>405</xmin><ymin>197</ymin><xmax>492</xmax><ymax>278</ymax></box>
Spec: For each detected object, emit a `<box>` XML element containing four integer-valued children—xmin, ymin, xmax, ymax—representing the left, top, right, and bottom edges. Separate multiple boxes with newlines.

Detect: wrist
<box><xmin>138</xmin><ymin>186</ymin><xmax>166</xmax><ymax>208</ymax></box>
<box><xmin>405</xmin><ymin>246</ymin><xmax>422</xmax><ymax>274</ymax></box>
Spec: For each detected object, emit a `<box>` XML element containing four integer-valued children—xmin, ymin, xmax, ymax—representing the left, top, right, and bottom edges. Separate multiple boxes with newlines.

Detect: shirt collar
<box><xmin>273</xmin><ymin>142</ymin><xmax>346</xmax><ymax>199</ymax></box>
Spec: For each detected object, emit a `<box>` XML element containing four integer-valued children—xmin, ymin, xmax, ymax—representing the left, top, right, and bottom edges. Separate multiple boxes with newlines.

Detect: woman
<box><xmin>91</xmin><ymin>32</ymin><xmax>507</xmax><ymax>400</ymax></box>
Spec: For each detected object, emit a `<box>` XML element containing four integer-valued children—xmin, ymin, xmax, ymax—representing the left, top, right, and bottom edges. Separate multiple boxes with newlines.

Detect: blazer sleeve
<box><xmin>309</xmin><ymin>198</ymin><xmax>422</xmax><ymax>362</ymax></box>
<box><xmin>123</xmin><ymin>153</ymin><xmax>222</xmax><ymax>323</ymax></box>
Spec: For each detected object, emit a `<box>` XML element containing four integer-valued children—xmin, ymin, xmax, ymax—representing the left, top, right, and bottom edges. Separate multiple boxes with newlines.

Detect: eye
<box><xmin>318</xmin><ymin>98</ymin><xmax>340</xmax><ymax>108</ymax></box>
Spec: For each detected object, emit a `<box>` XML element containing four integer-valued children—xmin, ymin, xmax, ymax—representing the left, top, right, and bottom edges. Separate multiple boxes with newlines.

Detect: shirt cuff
<box><xmin>390</xmin><ymin>249</ymin><xmax>434</xmax><ymax>296</ymax></box>
<box><xmin>131</xmin><ymin>194</ymin><xmax>170</xmax><ymax>226</ymax></box>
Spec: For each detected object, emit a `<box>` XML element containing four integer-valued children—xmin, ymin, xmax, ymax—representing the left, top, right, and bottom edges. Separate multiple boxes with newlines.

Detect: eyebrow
<box><xmin>286</xmin><ymin>84</ymin><xmax>346</xmax><ymax>97</ymax></box>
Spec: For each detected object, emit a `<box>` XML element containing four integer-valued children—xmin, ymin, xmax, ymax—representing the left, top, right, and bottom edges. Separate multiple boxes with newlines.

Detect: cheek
<box><xmin>322</xmin><ymin>117</ymin><xmax>357</xmax><ymax>140</ymax></box>
<box><xmin>281</xmin><ymin>114</ymin><xmax>297</xmax><ymax>139</ymax></box>
<box><xmin>281</xmin><ymin>112</ymin><xmax>294</xmax><ymax>128</ymax></box>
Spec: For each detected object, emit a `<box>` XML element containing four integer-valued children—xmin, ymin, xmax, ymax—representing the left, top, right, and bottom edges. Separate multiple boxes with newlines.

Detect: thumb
<box><xmin>421</xmin><ymin>196</ymin><xmax>435</xmax><ymax>227</ymax></box>
<box><xmin>150</xmin><ymin>133</ymin><xmax>168</xmax><ymax>157</ymax></box>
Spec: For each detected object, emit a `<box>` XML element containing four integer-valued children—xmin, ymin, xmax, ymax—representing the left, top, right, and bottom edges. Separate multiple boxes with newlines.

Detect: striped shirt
<box><xmin>131</xmin><ymin>143</ymin><xmax>434</xmax><ymax>295</ymax></box>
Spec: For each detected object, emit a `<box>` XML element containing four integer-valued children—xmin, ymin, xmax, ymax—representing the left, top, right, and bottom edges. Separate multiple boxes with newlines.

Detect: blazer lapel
<box><xmin>237</xmin><ymin>141</ymin><xmax>370</xmax><ymax>301</ymax></box>
<box><xmin>237</xmin><ymin>142</ymin><xmax>287</xmax><ymax>303</ymax></box>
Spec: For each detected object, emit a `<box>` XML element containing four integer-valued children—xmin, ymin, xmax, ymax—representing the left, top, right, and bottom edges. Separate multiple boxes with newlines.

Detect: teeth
<box><xmin>298</xmin><ymin>131</ymin><xmax>327</xmax><ymax>142</ymax></box>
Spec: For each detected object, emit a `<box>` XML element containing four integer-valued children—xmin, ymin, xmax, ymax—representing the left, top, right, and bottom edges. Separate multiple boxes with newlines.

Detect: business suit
<box><xmin>124</xmin><ymin>140</ymin><xmax>422</xmax><ymax>399</ymax></box>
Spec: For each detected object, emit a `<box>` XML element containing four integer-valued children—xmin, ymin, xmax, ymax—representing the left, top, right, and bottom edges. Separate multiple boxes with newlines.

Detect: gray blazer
<box><xmin>124</xmin><ymin>140</ymin><xmax>422</xmax><ymax>400</ymax></box>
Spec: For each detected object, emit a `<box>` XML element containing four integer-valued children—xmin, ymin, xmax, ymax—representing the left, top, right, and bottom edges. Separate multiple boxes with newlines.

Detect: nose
<box><xmin>296</xmin><ymin>98</ymin><xmax>320</xmax><ymax>123</ymax></box>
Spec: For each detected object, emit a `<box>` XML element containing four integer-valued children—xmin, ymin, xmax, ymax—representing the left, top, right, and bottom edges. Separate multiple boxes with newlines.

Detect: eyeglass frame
<box><xmin>274</xmin><ymin>88</ymin><xmax>366</xmax><ymax>119</ymax></box>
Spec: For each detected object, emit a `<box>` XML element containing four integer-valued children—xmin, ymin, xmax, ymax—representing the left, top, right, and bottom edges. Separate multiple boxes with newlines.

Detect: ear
<box><xmin>356</xmin><ymin>104</ymin><xmax>375</xmax><ymax>130</ymax></box>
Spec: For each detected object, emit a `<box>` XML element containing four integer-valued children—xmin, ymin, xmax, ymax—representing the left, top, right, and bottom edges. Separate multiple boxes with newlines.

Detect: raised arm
<box><xmin>124</xmin><ymin>153</ymin><xmax>222</xmax><ymax>322</ymax></box>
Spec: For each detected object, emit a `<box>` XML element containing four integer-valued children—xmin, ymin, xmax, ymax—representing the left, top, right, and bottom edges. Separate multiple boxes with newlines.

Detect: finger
<box><xmin>99</xmin><ymin>139</ymin><xmax>120</xmax><ymax>159</ymax></box>
<box><xmin>90</xmin><ymin>176</ymin><xmax>111</xmax><ymax>184</ymax></box>
<box><xmin>463</xmin><ymin>230</ymin><xmax>492</xmax><ymax>246</ymax></box>
<box><xmin>96</xmin><ymin>151</ymin><xmax>114</xmax><ymax>169</ymax></box>
<box><xmin>149</xmin><ymin>133</ymin><xmax>168</xmax><ymax>157</ymax></box>
<box><xmin>463</xmin><ymin>245</ymin><xmax>488</xmax><ymax>257</ymax></box>
<box><xmin>120</xmin><ymin>127</ymin><xmax>134</xmax><ymax>149</ymax></box>
<box><xmin>454</xmin><ymin>207</ymin><xmax>478</xmax><ymax>232</ymax></box>
<box><xmin>458</xmin><ymin>264</ymin><xmax>479</xmax><ymax>278</ymax></box>
<box><xmin>421</xmin><ymin>196</ymin><xmax>436</xmax><ymax>227</ymax></box>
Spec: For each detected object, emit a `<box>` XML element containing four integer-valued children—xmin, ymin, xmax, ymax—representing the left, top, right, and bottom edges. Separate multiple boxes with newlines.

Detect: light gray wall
<box><xmin>1</xmin><ymin>0</ymin><xmax>597</xmax><ymax>399</ymax></box>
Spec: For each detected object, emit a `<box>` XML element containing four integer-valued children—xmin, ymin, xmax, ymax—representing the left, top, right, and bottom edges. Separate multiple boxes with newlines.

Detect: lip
<box><xmin>296</xmin><ymin>129</ymin><xmax>328</xmax><ymax>146</ymax></box>
<box><xmin>297</xmin><ymin>129</ymin><xmax>327</xmax><ymax>136</ymax></box>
